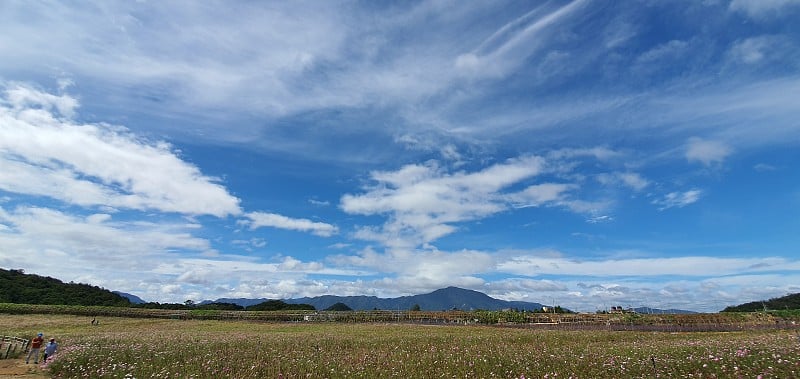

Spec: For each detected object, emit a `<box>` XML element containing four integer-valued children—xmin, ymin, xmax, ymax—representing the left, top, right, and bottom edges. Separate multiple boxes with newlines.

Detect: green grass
<box><xmin>2</xmin><ymin>314</ymin><xmax>798</xmax><ymax>378</ymax></box>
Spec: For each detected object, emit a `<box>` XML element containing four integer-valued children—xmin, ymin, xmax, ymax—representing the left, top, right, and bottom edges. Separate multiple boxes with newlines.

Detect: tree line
<box><xmin>0</xmin><ymin>268</ymin><xmax>131</xmax><ymax>307</ymax></box>
<box><xmin>722</xmin><ymin>293</ymin><xmax>800</xmax><ymax>312</ymax></box>
<box><xmin>1</xmin><ymin>268</ymin><xmax>317</xmax><ymax>311</ymax></box>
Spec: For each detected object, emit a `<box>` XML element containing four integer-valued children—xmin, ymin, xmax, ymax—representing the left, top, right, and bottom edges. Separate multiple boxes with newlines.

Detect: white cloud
<box><xmin>231</xmin><ymin>238</ymin><xmax>267</xmax><ymax>250</ymax></box>
<box><xmin>586</xmin><ymin>215</ymin><xmax>613</xmax><ymax>224</ymax></box>
<box><xmin>726</xmin><ymin>35</ymin><xmax>798</xmax><ymax>70</ymax></box>
<box><xmin>455</xmin><ymin>0</ymin><xmax>588</xmax><ymax>78</ymax></box>
<box><xmin>4</xmin><ymin>84</ymin><xmax>78</xmax><ymax>118</ymax></box>
<box><xmin>635</xmin><ymin>40</ymin><xmax>689</xmax><ymax>65</ymax></box>
<box><xmin>497</xmin><ymin>254</ymin><xmax>796</xmax><ymax>277</ymax></box>
<box><xmin>510</xmin><ymin>183</ymin><xmax>573</xmax><ymax>207</ymax></box>
<box><xmin>547</xmin><ymin>147</ymin><xmax>621</xmax><ymax>161</ymax></box>
<box><xmin>277</xmin><ymin>256</ymin><xmax>324</xmax><ymax>272</ymax></box>
<box><xmin>729</xmin><ymin>0</ymin><xmax>800</xmax><ymax>19</ymax></box>
<box><xmin>0</xmin><ymin>2</ymin><xmax>352</xmax><ymax>115</ymax></box>
<box><xmin>340</xmin><ymin>151</ymin><xmax>631</xmax><ymax>248</ymax></box>
<box><xmin>308</xmin><ymin>198</ymin><xmax>330</xmax><ymax>206</ymax></box>
<box><xmin>341</xmin><ymin>157</ymin><xmax>546</xmax><ymax>247</ymax></box>
<box><xmin>753</xmin><ymin>163</ymin><xmax>777</xmax><ymax>172</ymax></box>
<box><xmin>0</xmin><ymin>84</ymin><xmax>241</xmax><ymax>217</ymax></box>
<box><xmin>685</xmin><ymin>137</ymin><xmax>731</xmax><ymax>166</ymax></box>
<box><xmin>0</xmin><ymin>205</ymin><xmax>212</xmax><ymax>274</ymax></box>
<box><xmin>330</xmin><ymin>247</ymin><xmax>495</xmax><ymax>285</ymax></box>
<box><xmin>242</xmin><ymin>211</ymin><xmax>338</xmax><ymax>237</ymax></box>
<box><xmin>1</xmin><ymin>2</ymin><xmax>796</xmax><ymax>313</ymax></box>
<box><xmin>617</xmin><ymin>173</ymin><xmax>649</xmax><ymax>191</ymax></box>
<box><xmin>729</xmin><ymin>36</ymin><xmax>770</xmax><ymax>64</ymax></box>
<box><xmin>486</xmin><ymin>278</ymin><xmax>569</xmax><ymax>295</ymax></box>
<box><xmin>652</xmin><ymin>189</ymin><xmax>703</xmax><ymax>210</ymax></box>
<box><xmin>596</xmin><ymin>172</ymin><xmax>649</xmax><ymax>191</ymax></box>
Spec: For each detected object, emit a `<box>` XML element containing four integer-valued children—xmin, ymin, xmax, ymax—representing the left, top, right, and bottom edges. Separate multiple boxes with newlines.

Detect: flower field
<box><xmin>2</xmin><ymin>314</ymin><xmax>798</xmax><ymax>378</ymax></box>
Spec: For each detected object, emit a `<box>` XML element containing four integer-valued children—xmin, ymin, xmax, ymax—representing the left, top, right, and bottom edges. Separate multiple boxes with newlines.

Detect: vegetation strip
<box><xmin>2</xmin><ymin>314</ymin><xmax>799</xmax><ymax>378</ymax></box>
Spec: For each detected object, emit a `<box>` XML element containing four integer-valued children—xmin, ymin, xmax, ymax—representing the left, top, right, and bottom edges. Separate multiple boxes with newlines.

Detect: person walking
<box><xmin>43</xmin><ymin>338</ymin><xmax>58</xmax><ymax>362</ymax></box>
<box><xmin>25</xmin><ymin>333</ymin><xmax>44</xmax><ymax>364</ymax></box>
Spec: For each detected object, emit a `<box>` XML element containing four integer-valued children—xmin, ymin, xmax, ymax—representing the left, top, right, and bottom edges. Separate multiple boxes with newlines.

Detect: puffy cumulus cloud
<box><xmin>240</xmin><ymin>211</ymin><xmax>338</xmax><ymax>237</ymax></box>
<box><xmin>131</xmin><ymin>255</ymin><xmax>363</xmax><ymax>302</ymax></box>
<box><xmin>0</xmin><ymin>203</ymin><xmax>345</xmax><ymax>303</ymax></box>
<box><xmin>0</xmin><ymin>84</ymin><xmax>241</xmax><ymax>217</ymax></box>
<box><xmin>652</xmin><ymin>189</ymin><xmax>702</xmax><ymax>211</ymax></box>
<box><xmin>4</xmin><ymin>84</ymin><xmax>78</xmax><ymax>119</ymax></box>
<box><xmin>340</xmin><ymin>157</ymin><xmax>546</xmax><ymax>247</ymax></box>
<box><xmin>0</xmin><ymin>206</ymin><xmax>210</xmax><ymax>263</ymax></box>
<box><xmin>685</xmin><ymin>137</ymin><xmax>732</xmax><ymax>166</ymax></box>
<box><xmin>277</xmin><ymin>256</ymin><xmax>324</xmax><ymax>272</ymax></box>
<box><xmin>340</xmin><ymin>150</ymin><xmax>645</xmax><ymax>249</ymax></box>
<box><xmin>0</xmin><ymin>205</ymin><xmax>214</xmax><ymax>288</ymax></box>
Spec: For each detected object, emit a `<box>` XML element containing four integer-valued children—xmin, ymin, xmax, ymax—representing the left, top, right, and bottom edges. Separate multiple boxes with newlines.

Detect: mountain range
<box><xmin>203</xmin><ymin>286</ymin><xmax>546</xmax><ymax>311</ymax></box>
<box><xmin>0</xmin><ymin>268</ymin><xmax>729</xmax><ymax>313</ymax></box>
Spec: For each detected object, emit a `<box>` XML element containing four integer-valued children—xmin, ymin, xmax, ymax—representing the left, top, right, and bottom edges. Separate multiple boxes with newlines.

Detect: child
<box><xmin>43</xmin><ymin>338</ymin><xmax>58</xmax><ymax>362</ymax></box>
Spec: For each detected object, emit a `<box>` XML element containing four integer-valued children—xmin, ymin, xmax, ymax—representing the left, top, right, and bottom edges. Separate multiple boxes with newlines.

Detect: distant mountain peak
<box><xmin>279</xmin><ymin>286</ymin><xmax>544</xmax><ymax>311</ymax></box>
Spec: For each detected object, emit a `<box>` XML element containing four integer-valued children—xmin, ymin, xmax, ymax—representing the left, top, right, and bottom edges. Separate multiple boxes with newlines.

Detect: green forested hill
<box><xmin>723</xmin><ymin>293</ymin><xmax>800</xmax><ymax>312</ymax></box>
<box><xmin>0</xmin><ymin>268</ymin><xmax>131</xmax><ymax>306</ymax></box>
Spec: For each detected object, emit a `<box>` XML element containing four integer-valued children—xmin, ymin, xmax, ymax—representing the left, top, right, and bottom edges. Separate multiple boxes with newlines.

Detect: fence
<box><xmin>0</xmin><ymin>335</ymin><xmax>29</xmax><ymax>359</ymax></box>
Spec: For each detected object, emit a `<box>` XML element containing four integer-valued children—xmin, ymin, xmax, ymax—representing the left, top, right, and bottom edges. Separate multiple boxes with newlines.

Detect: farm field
<box><xmin>1</xmin><ymin>314</ymin><xmax>798</xmax><ymax>378</ymax></box>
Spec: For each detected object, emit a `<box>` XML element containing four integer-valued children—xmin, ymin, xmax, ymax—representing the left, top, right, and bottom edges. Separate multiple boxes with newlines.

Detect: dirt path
<box><xmin>0</xmin><ymin>359</ymin><xmax>49</xmax><ymax>378</ymax></box>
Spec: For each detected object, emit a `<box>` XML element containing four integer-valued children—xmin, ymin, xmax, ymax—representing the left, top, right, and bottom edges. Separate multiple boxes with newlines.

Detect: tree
<box><xmin>410</xmin><ymin>304</ymin><xmax>421</xmax><ymax>311</ymax></box>
<box><xmin>196</xmin><ymin>302</ymin><xmax>243</xmax><ymax>311</ymax></box>
<box><xmin>246</xmin><ymin>300</ymin><xmax>314</xmax><ymax>311</ymax></box>
<box><xmin>325</xmin><ymin>302</ymin><xmax>353</xmax><ymax>311</ymax></box>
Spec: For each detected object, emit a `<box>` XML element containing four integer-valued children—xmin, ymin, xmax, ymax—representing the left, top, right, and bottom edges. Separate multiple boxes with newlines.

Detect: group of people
<box><xmin>25</xmin><ymin>332</ymin><xmax>58</xmax><ymax>364</ymax></box>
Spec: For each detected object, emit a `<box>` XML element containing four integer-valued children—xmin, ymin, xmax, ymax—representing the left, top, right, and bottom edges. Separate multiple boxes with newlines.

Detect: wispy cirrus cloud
<box><xmin>596</xmin><ymin>172</ymin><xmax>649</xmax><ymax>192</ymax></box>
<box><xmin>496</xmin><ymin>254</ymin><xmax>796</xmax><ymax>277</ymax></box>
<box><xmin>652</xmin><ymin>189</ymin><xmax>703</xmax><ymax>211</ymax></box>
<box><xmin>454</xmin><ymin>0</ymin><xmax>588</xmax><ymax>78</ymax></box>
<box><xmin>729</xmin><ymin>0</ymin><xmax>800</xmax><ymax>19</ymax></box>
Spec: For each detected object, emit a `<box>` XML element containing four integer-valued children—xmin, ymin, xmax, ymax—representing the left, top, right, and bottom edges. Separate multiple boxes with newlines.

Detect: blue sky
<box><xmin>1</xmin><ymin>0</ymin><xmax>799</xmax><ymax>312</ymax></box>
